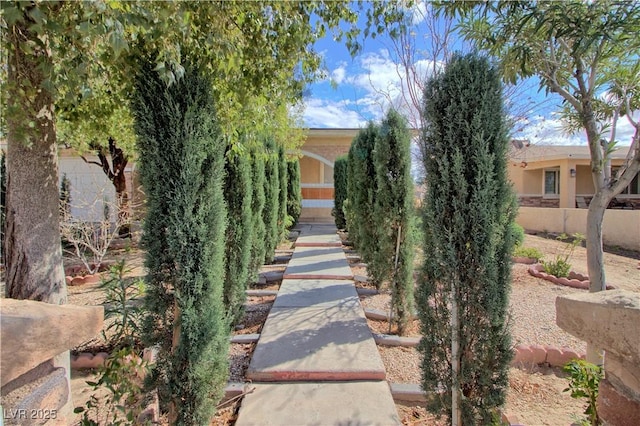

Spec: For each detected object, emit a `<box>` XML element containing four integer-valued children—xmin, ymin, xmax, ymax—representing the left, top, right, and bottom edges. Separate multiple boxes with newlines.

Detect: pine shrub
<box><xmin>346</xmin><ymin>123</ymin><xmax>380</xmax><ymax>286</ymax></box>
<box><xmin>286</xmin><ymin>158</ymin><xmax>302</xmax><ymax>226</ymax></box>
<box><xmin>223</xmin><ymin>147</ymin><xmax>253</xmax><ymax>324</ymax></box>
<box><xmin>332</xmin><ymin>155</ymin><xmax>348</xmax><ymax>229</ymax></box>
<box><xmin>262</xmin><ymin>136</ymin><xmax>280</xmax><ymax>264</ymax></box>
<box><xmin>372</xmin><ymin>110</ymin><xmax>415</xmax><ymax>335</ymax></box>
<box><xmin>248</xmin><ymin>147</ymin><xmax>267</xmax><ymax>280</ymax></box>
<box><xmin>277</xmin><ymin>144</ymin><xmax>289</xmax><ymax>240</ymax></box>
<box><xmin>133</xmin><ymin>58</ymin><xmax>229</xmax><ymax>425</ymax></box>
<box><xmin>418</xmin><ymin>53</ymin><xmax>517</xmax><ymax>424</ymax></box>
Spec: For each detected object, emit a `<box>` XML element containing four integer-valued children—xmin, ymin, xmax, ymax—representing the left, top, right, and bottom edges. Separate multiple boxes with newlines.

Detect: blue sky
<box><xmin>300</xmin><ymin>4</ymin><xmax>638</xmax><ymax>147</ymax></box>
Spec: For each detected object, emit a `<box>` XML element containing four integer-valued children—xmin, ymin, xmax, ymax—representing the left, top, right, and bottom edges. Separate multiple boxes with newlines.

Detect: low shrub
<box><xmin>513</xmin><ymin>246</ymin><xmax>544</xmax><ymax>261</ymax></box>
<box><xmin>563</xmin><ymin>359</ymin><xmax>603</xmax><ymax>426</ymax></box>
<box><xmin>509</xmin><ymin>222</ymin><xmax>525</xmax><ymax>246</ymax></box>
<box><xmin>542</xmin><ymin>258</ymin><xmax>572</xmax><ymax>278</ymax></box>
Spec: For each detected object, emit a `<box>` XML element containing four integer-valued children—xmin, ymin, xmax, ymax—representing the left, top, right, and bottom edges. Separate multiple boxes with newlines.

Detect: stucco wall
<box><xmin>516</xmin><ymin>207</ymin><xmax>640</xmax><ymax>251</ymax></box>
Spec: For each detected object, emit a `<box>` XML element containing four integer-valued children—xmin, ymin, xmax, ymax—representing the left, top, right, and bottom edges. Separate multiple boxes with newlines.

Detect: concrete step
<box><xmin>284</xmin><ymin>246</ymin><xmax>353</xmax><ymax>280</ymax></box>
<box><xmin>235</xmin><ymin>381</ymin><xmax>400</xmax><ymax>426</ymax></box>
<box><xmin>246</xmin><ymin>305</ymin><xmax>385</xmax><ymax>382</ymax></box>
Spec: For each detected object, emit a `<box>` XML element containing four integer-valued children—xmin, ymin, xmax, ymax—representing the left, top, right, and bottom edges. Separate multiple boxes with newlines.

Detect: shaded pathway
<box><xmin>235</xmin><ymin>224</ymin><xmax>400</xmax><ymax>425</ymax></box>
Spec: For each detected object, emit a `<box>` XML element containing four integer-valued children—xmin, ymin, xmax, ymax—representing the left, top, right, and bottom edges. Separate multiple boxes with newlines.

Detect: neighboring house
<box><xmin>508</xmin><ymin>144</ymin><xmax>640</xmax><ymax>210</ymax></box>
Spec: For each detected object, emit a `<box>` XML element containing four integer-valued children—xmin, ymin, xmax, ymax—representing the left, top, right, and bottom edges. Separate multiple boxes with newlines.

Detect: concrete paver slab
<box><xmin>295</xmin><ymin>224</ymin><xmax>341</xmax><ymax>246</ymax></box>
<box><xmin>284</xmin><ymin>246</ymin><xmax>353</xmax><ymax>279</ymax></box>
<box><xmin>273</xmin><ymin>279</ymin><xmax>359</xmax><ymax>309</ymax></box>
<box><xmin>235</xmin><ymin>381</ymin><xmax>401</xmax><ymax>426</ymax></box>
<box><xmin>247</xmin><ymin>305</ymin><xmax>385</xmax><ymax>381</ymax></box>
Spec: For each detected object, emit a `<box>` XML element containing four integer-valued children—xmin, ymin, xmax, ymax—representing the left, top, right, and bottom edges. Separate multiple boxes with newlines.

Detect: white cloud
<box><xmin>303</xmin><ymin>98</ymin><xmax>368</xmax><ymax>128</ymax></box>
<box><xmin>330</xmin><ymin>63</ymin><xmax>347</xmax><ymax>84</ymax></box>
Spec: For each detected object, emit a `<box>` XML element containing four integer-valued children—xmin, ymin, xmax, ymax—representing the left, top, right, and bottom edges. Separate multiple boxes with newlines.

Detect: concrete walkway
<box><xmin>236</xmin><ymin>224</ymin><xmax>400</xmax><ymax>425</ymax></box>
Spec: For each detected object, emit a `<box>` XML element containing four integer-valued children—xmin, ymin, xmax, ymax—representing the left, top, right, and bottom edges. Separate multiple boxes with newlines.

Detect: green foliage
<box><xmin>542</xmin><ymin>233</ymin><xmax>585</xmax><ymax>278</ymax></box>
<box><xmin>277</xmin><ymin>145</ymin><xmax>289</xmax><ymax>241</ymax></box>
<box><xmin>59</xmin><ymin>173</ymin><xmax>71</xmax><ymax>220</ymax></box>
<box><xmin>286</xmin><ymin>159</ymin><xmax>302</xmax><ymax>226</ymax></box>
<box><xmin>262</xmin><ymin>137</ymin><xmax>281</xmax><ymax>264</ymax></box>
<box><xmin>346</xmin><ymin>122</ymin><xmax>381</xmax><ymax>286</ymax></box>
<box><xmin>249</xmin><ymin>147</ymin><xmax>267</xmax><ymax>280</ymax></box>
<box><xmin>133</xmin><ymin>58</ymin><xmax>229</xmax><ymax>425</ymax></box>
<box><xmin>509</xmin><ymin>223</ymin><xmax>525</xmax><ymax>247</ymax></box>
<box><xmin>1</xmin><ymin>150</ymin><xmax>6</xmax><ymax>256</ymax></box>
<box><xmin>332</xmin><ymin>155</ymin><xmax>349</xmax><ymax>229</ymax></box>
<box><xmin>418</xmin><ymin>53</ymin><xmax>517</xmax><ymax>424</ymax></box>
<box><xmin>100</xmin><ymin>260</ymin><xmax>145</xmax><ymax>350</ymax></box>
<box><xmin>74</xmin><ymin>348</ymin><xmax>150</xmax><ymax>426</ymax></box>
<box><xmin>372</xmin><ymin>110</ymin><xmax>415</xmax><ymax>335</ymax></box>
<box><xmin>223</xmin><ymin>148</ymin><xmax>253</xmax><ymax>324</ymax></box>
<box><xmin>513</xmin><ymin>246</ymin><xmax>544</xmax><ymax>262</ymax></box>
<box><xmin>563</xmin><ymin>359</ymin><xmax>603</xmax><ymax>426</ymax></box>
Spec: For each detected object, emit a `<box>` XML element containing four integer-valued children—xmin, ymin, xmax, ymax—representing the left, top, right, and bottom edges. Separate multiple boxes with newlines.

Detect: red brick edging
<box><xmin>527</xmin><ymin>264</ymin><xmax>615</xmax><ymax>290</ymax></box>
<box><xmin>512</xmin><ymin>343</ymin><xmax>584</xmax><ymax>368</ymax></box>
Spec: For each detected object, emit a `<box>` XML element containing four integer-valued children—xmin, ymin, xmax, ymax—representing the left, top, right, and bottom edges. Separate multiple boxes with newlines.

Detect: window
<box><xmin>613</xmin><ymin>167</ymin><xmax>639</xmax><ymax>195</ymax></box>
<box><xmin>544</xmin><ymin>169</ymin><xmax>560</xmax><ymax>195</ymax></box>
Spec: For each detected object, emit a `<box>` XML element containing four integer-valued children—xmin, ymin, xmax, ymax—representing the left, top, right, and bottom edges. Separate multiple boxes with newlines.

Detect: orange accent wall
<box><xmin>301</xmin><ymin>188</ymin><xmax>335</xmax><ymax>199</ymax></box>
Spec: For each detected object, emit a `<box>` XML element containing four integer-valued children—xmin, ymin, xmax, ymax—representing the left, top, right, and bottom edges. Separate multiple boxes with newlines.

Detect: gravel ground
<box><xmin>228</xmin><ymin>343</ymin><xmax>253</xmax><ymax>382</ymax></box>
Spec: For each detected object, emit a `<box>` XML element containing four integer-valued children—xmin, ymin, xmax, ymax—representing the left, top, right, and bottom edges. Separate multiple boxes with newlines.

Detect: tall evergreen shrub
<box><xmin>418</xmin><ymin>53</ymin><xmax>517</xmax><ymax>424</ymax></box>
<box><xmin>1</xmin><ymin>150</ymin><xmax>5</xmax><ymax>262</ymax></box>
<box><xmin>262</xmin><ymin>136</ymin><xmax>280</xmax><ymax>263</ymax></box>
<box><xmin>248</xmin><ymin>147</ymin><xmax>267</xmax><ymax>280</ymax></box>
<box><xmin>372</xmin><ymin>110</ymin><xmax>415</xmax><ymax>335</ymax></box>
<box><xmin>133</xmin><ymin>58</ymin><xmax>229</xmax><ymax>425</ymax></box>
<box><xmin>223</xmin><ymin>147</ymin><xmax>253</xmax><ymax>324</ymax></box>
<box><xmin>346</xmin><ymin>123</ymin><xmax>380</xmax><ymax>286</ymax></box>
<box><xmin>332</xmin><ymin>155</ymin><xmax>348</xmax><ymax>229</ymax></box>
<box><xmin>277</xmin><ymin>144</ymin><xmax>288</xmax><ymax>240</ymax></box>
<box><xmin>286</xmin><ymin>158</ymin><xmax>302</xmax><ymax>226</ymax></box>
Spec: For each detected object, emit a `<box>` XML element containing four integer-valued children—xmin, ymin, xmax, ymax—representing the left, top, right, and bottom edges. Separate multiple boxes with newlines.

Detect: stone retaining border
<box><xmin>528</xmin><ymin>264</ymin><xmax>615</xmax><ymax>290</ymax></box>
<box><xmin>511</xmin><ymin>343</ymin><xmax>585</xmax><ymax>368</ymax></box>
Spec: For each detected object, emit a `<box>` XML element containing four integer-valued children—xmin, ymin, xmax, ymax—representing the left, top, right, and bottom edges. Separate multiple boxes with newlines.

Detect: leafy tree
<box><xmin>277</xmin><ymin>144</ymin><xmax>289</xmax><ymax>240</ymax></box>
<box><xmin>249</xmin><ymin>147</ymin><xmax>267</xmax><ymax>280</ymax></box>
<box><xmin>1</xmin><ymin>0</ymin><xmax>407</xmax><ymax>304</ymax></box>
<box><xmin>372</xmin><ymin>110</ymin><xmax>415</xmax><ymax>335</ymax></box>
<box><xmin>444</xmin><ymin>1</ymin><xmax>640</xmax><ymax>298</ymax></box>
<box><xmin>286</xmin><ymin>158</ymin><xmax>302</xmax><ymax>226</ymax></box>
<box><xmin>223</xmin><ymin>146</ymin><xmax>253</xmax><ymax>324</ymax></box>
<box><xmin>346</xmin><ymin>123</ymin><xmax>381</xmax><ymax>287</ymax></box>
<box><xmin>262</xmin><ymin>136</ymin><xmax>280</xmax><ymax>264</ymax></box>
<box><xmin>332</xmin><ymin>155</ymin><xmax>349</xmax><ymax>229</ymax></box>
<box><xmin>133</xmin><ymin>57</ymin><xmax>228</xmax><ymax>425</ymax></box>
<box><xmin>418</xmin><ymin>53</ymin><xmax>516</xmax><ymax>425</ymax></box>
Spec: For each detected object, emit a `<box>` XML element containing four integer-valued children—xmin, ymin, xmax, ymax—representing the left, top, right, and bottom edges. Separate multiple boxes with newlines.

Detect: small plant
<box><xmin>542</xmin><ymin>233</ymin><xmax>584</xmax><ymax>278</ymax></box>
<box><xmin>101</xmin><ymin>260</ymin><xmax>145</xmax><ymax>349</ymax></box>
<box><xmin>74</xmin><ymin>348</ymin><xmax>150</xmax><ymax>425</ymax></box>
<box><xmin>509</xmin><ymin>222</ymin><xmax>525</xmax><ymax>246</ymax></box>
<box><xmin>563</xmin><ymin>359</ymin><xmax>603</xmax><ymax>426</ymax></box>
<box><xmin>513</xmin><ymin>246</ymin><xmax>544</xmax><ymax>261</ymax></box>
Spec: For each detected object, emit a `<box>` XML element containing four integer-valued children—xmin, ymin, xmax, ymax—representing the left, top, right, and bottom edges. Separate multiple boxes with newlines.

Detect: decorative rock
<box><xmin>3</xmin><ymin>367</ymin><xmax>68</xmax><ymax>426</ymax></box>
<box><xmin>70</xmin><ymin>273</ymin><xmax>101</xmax><ymax>286</ymax></box>
<box><xmin>246</xmin><ymin>289</ymin><xmax>278</xmax><ymax>297</ymax></box>
<box><xmin>1</xmin><ymin>300</ymin><xmax>103</xmax><ymax>386</ymax></box>
<box><xmin>560</xmin><ymin>348</ymin><xmax>583</xmax><ymax>363</ymax></box>
<box><xmin>353</xmin><ymin>275</ymin><xmax>369</xmax><ymax>283</ymax></box>
<box><xmin>556</xmin><ymin>290</ymin><xmax>640</xmax><ymax>359</ymax></box>
<box><xmin>598</xmin><ymin>379</ymin><xmax>640</xmax><ymax>426</ymax></box>
<box><xmin>356</xmin><ymin>287</ymin><xmax>378</xmax><ymax>296</ymax></box>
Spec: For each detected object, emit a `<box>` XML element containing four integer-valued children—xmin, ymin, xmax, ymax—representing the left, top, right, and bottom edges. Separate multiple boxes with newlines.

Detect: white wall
<box><xmin>59</xmin><ymin>157</ymin><xmax>116</xmax><ymax>222</ymax></box>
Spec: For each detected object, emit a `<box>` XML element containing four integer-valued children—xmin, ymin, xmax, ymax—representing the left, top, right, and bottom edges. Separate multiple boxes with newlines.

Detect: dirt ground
<box><xmin>66</xmin><ymin>232</ymin><xmax>637</xmax><ymax>425</ymax></box>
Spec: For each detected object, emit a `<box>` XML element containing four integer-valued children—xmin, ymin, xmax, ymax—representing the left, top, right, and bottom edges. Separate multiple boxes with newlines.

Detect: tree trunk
<box><xmin>586</xmin><ymin>193</ymin><xmax>608</xmax><ymax>293</ymax></box>
<box><xmin>451</xmin><ymin>278</ymin><xmax>461</xmax><ymax>426</ymax></box>
<box><xmin>5</xmin><ymin>13</ymin><xmax>66</xmax><ymax>304</ymax></box>
<box><xmin>114</xmin><ymin>170</ymin><xmax>131</xmax><ymax>238</ymax></box>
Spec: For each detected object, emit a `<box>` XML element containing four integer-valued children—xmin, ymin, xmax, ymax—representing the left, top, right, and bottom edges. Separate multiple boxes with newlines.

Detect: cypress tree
<box><xmin>332</xmin><ymin>155</ymin><xmax>348</xmax><ymax>229</ymax></box>
<box><xmin>262</xmin><ymin>136</ymin><xmax>280</xmax><ymax>263</ymax></box>
<box><xmin>418</xmin><ymin>53</ymin><xmax>516</xmax><ymax>424</ymax></box>
<box><xmin>277</xmin><ymin>144</ymin><xmax>289</xmax><ymax>240</ymax></box>
<box><xmin>133</xmin><ymin>58</ymin><xmax>229</xmax><ymax>425</ymax></box>
<box><xmin>223</xmin><ymin>146</ymin><xmax>253</xmax><ymax>324</ymax></box>
<box><xmin>248</xmin><ymin>146</ymin><xmax>267</xmax><ymax>280</ymax></box>
<box><xmin>1</xmin><ymin>150</ymin><xmax>5</xmax><ymax>262</ymax></box>
<box><xmin>286</xmin><ymin>158</ymin><xmax>302</xmax><ymax>226</ymax></box>
<box><xmin>372</xmin><ymin>110</ymin><xmax>415</xmax><ymax>335</ymax></box>
<box><xmin>346</xmin><ymin>123</ymin><xmax>380</xmax><ymax>287</ymax></box>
